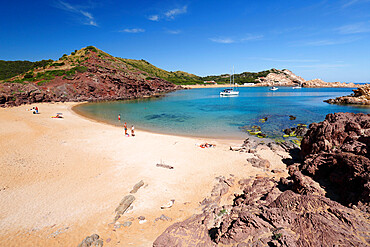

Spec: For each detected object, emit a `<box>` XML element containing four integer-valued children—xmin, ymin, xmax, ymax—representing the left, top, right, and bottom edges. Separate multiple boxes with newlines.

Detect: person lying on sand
<box><xmin>200</xmin><ymin>143</ymin><xmax>216</xmax><ymax>148</ymax></box>
<box><xmin>51</xmin><ymin>113</ymin><xmax>63</xmax><ymax>118</ymax></box>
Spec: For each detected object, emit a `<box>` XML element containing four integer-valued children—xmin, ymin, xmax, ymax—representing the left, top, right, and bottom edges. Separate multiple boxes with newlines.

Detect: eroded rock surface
<box><xmin>300</xmin><ymin>112</ymin><xmax>370</xmax><ymax>211</ymax></box>
<box><xmin>153</xmin><ymin>177</ymin><xmax>370</xmax><ymax>246</ymax></box>
<box><xmin>256</xmin><ymin>69</ymin><xmax>356</xmax><ymax>88</ymax></box>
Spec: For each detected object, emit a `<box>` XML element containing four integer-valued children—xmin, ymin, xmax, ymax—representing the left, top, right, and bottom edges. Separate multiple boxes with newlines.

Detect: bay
<box><xmin>74</xmin><ymin>87</ymin><xmax>370</xmax><ymax>139</ymax></box>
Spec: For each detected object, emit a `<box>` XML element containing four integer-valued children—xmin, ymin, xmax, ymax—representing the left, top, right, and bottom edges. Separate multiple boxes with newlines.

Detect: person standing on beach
<box><xmin>124</xmin><ymin>122</ymin><xmax>128</xmax><ymax>135</ymax></box>
<box><xmin>131</xmin><ymin>125</ymin><xmax>135</xmax><ymax>136</ymax></box>
<box><xmin>118</xmin><ymin>114</ymin><xmax>121</xmax><ymax>121</ymax></box>
<box><xmin>35</xmin><ymin>106</ymin><xmax>38</xmax><ymax>114</ymax></box>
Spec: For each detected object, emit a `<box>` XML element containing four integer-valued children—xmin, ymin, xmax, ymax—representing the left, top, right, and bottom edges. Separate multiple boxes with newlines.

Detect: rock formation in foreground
<box><xmin>0</xmin><ymin>46</ymin><xmax>180</xmax><ymax>107</ymax></box>
<box><xmin>256</xmin><ymin>69</ymin><xmax>357</xmax><ymax>88</ymax></box>
<box><xmin>153</xmin><ymin>112</ymin><xmax>370</xmax><ymax>246</ymax></box>
<box><xmin>325</xmin><ymin>84</ymin><xmax>370</xmax><ymax>105</ymax></box>
<box><xmin>300</xmin><ymin>112</ymin><xmax>370</xmax><ymax>212</ymax></box>
<box><xmin>154</xmin><ymin>177</ymin><xmax>370</xmax><ymax>246</ymax></box>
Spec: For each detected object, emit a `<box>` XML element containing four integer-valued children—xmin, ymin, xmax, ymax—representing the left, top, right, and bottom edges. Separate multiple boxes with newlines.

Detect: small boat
<box><xmin>292</xmin><ymin>85</ymin><xmax>302</xmax><ymax>89</ymax></box>
<box><xmin>269</xmin><ymin>86</ymin><xmax>278</xmax><ymax>91</ymax></box>
<box><xmin>220</xmin><ymin>66</ymin><xmax>239</xmax><ymax>97</ymax></box>
<box><xmin>220</xmin><ymin>88</ymin><xmax>239</xmax><ymax>96</ymax></box>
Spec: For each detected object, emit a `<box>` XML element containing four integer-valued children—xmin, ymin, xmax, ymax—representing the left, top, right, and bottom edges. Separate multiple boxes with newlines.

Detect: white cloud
<box><xmin>148</xmin><ymin>15</ymin><xmax>159</xmax><ymax>21</ymax></box>
<box><xmin>255</xmin><ymin>58</ymin><xmax>320</xmax><ymax>63</ymax></box>
<box><xmin>241</xmin><ymin>34</ymin><xmax>264</xmax><ymax>41</ymax></box>
<box><xmin>342</xmin><ymin>0</ymin><xmax>370</xmax><ymax>8</ymax></box>
<box><xmin>210</xmin><ymin>34</ymin><xmax>263</xmax><ymax>44</ymax></box>
<box><xmin>148</xmin><ymin>5</ymin><xmax>188</xmax><ymax>22</ymax></box>
<box><xmin>166</xmin><ymin>30</ymin><xmax>181</xmax><ymax>34</ymax></box>
<box><xmin>165</xmin><ymin>6</ymin><xmax>188</xmax><ymax>19</ymax></box>
<box><xmin>337</xmin><ymin>22</ymin><xmax>370</xmax><ymax>34</ymax></box>
<box><xmin>295</xmin><ymin>37</ymin><xmax>358</xmax><ymax>46</ymax></box>
<box><xmin>120</xmin><ymin>28</ymin><xmax>145</xmax><ymax>33</ymax></box>
<box><xmin>56</xmin><ymin>1</ymin><xmax>98</xmax><ymax>26</ymax></box>
<box><xmin>293</xmin><ymin>64</ymin><xmax>350</xmax><ymax>68</ymax></box>
<box><xmin>209</xmin><ymin>37</ymin><xmax>235</xmax><ymax>44</ymax></box>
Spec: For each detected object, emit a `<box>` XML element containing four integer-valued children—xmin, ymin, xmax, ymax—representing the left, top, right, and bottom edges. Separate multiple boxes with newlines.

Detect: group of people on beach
<box><xmin>119</xmin><ymin>114</ymin><xmax>135</xmax><ymax>137</ymax></box>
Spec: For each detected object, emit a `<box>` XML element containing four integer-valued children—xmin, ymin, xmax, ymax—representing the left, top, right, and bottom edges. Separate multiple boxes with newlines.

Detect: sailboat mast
<box><xmin>230</xmin><ymin>69</ymin><xmax>232</xmax><ymax>85</ymax></box>
<box><xmin>233</xmin><ymin>66</ymin><xmax>235</xmax><ymax>85</ymax></box>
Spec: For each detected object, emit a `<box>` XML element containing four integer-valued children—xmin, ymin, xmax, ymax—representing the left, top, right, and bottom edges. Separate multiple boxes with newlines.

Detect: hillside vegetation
<box><xmin>120</xmin><ymin>58</ymin><xmax>202</xmax><ymax>85</ymax></box>
<box><xmin>202</xmin><ymin>70</ymin><xmax>273</xmax><ymax>84</ymax></box>
<box><xmin>0</xmin><ymin>59</ymin><xmax>53</xmax><ymax>81</ymax></box>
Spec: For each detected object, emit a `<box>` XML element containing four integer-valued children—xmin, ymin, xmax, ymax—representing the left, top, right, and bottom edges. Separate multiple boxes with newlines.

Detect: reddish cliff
<box><xmin>0</xmin><ymin>46</ymin><xmax>179</xmax><ymax>107</ymax></box>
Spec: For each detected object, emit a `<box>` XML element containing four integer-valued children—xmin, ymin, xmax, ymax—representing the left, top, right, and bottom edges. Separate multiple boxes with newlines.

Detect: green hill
<box><xmin>202</xmin><ymin>70</ymin><xmax>273</xmax><ymax>84</ymax></box>
<box><xmin>119</xmin><ymin>58</ymin><xmax>202</xmax><ymax>85</ymax></box>
<box><xmin>0</xmin><ymin>59</ymin><xmax>53</xmax><ymax>81</ymax></box>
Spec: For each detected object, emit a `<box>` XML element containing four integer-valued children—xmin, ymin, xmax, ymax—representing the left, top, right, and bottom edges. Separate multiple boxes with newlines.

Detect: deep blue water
<box><xmin>74</xmin><ymin>87</ymin><xmax>370</xmax><ymax>139</ymax></box>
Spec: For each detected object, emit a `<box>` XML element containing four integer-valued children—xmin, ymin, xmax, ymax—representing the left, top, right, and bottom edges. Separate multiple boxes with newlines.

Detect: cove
<box><xmin>74</xmin><ymin>87</ymin><xmax>370</xmax><ymax>139</ymax></box>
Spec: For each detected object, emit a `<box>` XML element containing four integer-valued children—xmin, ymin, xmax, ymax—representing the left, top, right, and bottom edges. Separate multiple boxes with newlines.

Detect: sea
<box><xmin>74</xmin><ymin>87</ymin><xmax>370</xmax><ymax>139</ymax></box>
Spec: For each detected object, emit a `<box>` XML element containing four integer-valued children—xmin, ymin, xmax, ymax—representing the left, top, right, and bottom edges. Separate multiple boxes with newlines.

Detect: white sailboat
<box><xmin>220</xmin><ymin>67</ymin><xmax>239</xmax><ymax>97</ymax></box>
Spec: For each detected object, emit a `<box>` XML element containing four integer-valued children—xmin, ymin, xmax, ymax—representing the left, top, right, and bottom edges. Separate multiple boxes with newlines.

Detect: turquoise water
<box><xmin>74</xmin><ymin>87</ymin><xmax>370</xmax><ymax>139</ymax></box>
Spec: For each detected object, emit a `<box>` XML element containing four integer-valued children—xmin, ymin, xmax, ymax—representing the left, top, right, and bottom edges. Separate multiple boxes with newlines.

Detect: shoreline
<box><xmin>0</xmin><ymin>102</ymin><xmax>290</xmax><ymax>246</ymax></box>
<box><xmin>71</xmin><ymin>102</ymin><xmax>246</xmax><ymax>142</ymax></box>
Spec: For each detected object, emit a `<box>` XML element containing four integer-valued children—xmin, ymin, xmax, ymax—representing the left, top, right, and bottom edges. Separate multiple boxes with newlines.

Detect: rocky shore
<box><xmin>153</xmin><ymin>112</ymin><xmax>370</xmax><ymax>246</ymax></box>
<box><xmin>257</xmin><ymin>69</ymin><xmax>357</xmax><ymax>88</ymax></box>
<box><xmin>325</xmin><ymin>84</ymin><xmax>370</xmax><ymax>105</ymax></box>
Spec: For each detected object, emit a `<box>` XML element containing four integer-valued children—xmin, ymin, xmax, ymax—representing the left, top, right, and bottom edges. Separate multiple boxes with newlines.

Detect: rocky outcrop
<box><xmin>257</xmin><ymin>69</ymin><xmax>304</xmax><ymax>87</ymax></box>
<box><xmin>325</xmin><ymin>84</ymin><xmax>370</xmax><ymax>105</ymax></box>
<box><xmin>256</xmin><ymin>69</ymin><xmax>357</xmax><ymax>88</ymax></box>
<box><xmin>303</xmin><ymin>79</ymin><xmax>356</xmax><ymax>88</ymax></box>
<box><xmin>154</xmin><ymin>177</ymin><xmax>370</xmax><ymax>246</ymax></box>
<box><xmin>300</xmin><ymin>112</ymin><xmax>370</xmax><ymax>212</ymax></box>
<box><xmin>0</xmin><ymin>47</ymin><xmax>180</xmax><ymax>107</ymax></box>
<box><xmin>154</xmin><ymin>112</ymin><xmax>370</xmax><ymax>246</ymax></box>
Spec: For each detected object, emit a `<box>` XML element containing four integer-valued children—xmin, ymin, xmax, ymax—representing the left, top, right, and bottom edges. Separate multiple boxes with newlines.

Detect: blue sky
<box><xmin>1</xmin><ymin>0</ymin><xmax>369</xmax><ymax>82</ymax></box>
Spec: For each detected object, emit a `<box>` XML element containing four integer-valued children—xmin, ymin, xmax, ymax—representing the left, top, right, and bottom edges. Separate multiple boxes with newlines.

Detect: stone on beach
<box><xmin>114</xmin><ymin>195</ymin><xmax>135</xmax><ymax>223</ymax></box>
<box><xmin>77</xmin><ymin>234</ymin><xmax>103</xmax><ymax>247</ymax></box>
<box><xmin>156</xmin><ymin>163</ymin><xmax>174</xmax><ymax>169</ymax></box>
<box><xmin>130</xmin><ymin>180</ymin><xmax>144</xmax><ymax>194</ymax></box>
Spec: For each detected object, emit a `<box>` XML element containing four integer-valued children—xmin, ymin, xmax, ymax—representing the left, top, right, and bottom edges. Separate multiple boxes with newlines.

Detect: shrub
<box><xmin>85</xmin><ymin>46</ymin><xmax>97</xmax><ymax>52</ymax></box>
<box><xmin>24</xmin><ymin>72</ymin><xmax>33</xmax><ymax>78</ymax></box>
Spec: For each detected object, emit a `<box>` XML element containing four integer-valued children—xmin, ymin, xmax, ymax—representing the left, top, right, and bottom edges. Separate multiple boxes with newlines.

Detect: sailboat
<box><xmin>220</xmin><ymin>67</ymin><xmax>239</xmax><ymax>97</ymax></box>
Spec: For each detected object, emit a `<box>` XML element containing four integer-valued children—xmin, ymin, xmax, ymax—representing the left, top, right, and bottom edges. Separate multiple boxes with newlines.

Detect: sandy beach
<box><xmin>0</xmin><ymin>102</ymin><xmax>289</xmax><ymax>246</ymax></box>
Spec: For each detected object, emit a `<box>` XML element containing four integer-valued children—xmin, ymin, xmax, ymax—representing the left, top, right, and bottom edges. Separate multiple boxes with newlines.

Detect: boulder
<box><xmin>300</xmin><ymin>112</ymin><xmax>370</xmax><ymax>211</ymax></box>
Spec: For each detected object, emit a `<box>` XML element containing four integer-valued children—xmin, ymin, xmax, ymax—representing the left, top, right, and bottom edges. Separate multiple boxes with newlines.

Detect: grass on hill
<box><xmin>119</xmin><ymin>58</ymin><xmax>203</xmax><ymax>85</ymax></box>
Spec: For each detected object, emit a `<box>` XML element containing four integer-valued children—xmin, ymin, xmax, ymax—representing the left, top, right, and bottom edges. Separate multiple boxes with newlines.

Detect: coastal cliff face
<box><xmin>0</xmin><ymin>47</ymin><xmax>179</xmax><ymax>107</ymax></box>
<box><xmin>153</xmin><ymin>112</ymin><xmax>370</xmax><ymax>246</ymax></box>
<box><xmin>256</xmin><ymin>69</ymin><xmax>357</xmax><ymax>88</ymax></box>
<box><xmin>325</xmin><ymin>84</ymin><xmax>370</xmax><ymax>105</ymax></box>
